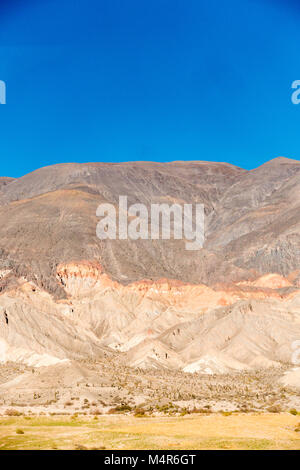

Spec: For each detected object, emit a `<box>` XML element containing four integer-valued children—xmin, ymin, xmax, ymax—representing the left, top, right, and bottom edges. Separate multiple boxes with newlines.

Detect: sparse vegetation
<box><xmin>16</xmin><ymin>429</ymin><xmax>24</xmax><ymax>434</ymax></box>
<box><xmin>0</xmin><ymin>362</ymin><xmax>299</xmax><ymax>418</ymax></box>
<box><xmin>5</xmin><ymin>409</ymin><xmax>22</xmax><ymax>417</ymax></box>
<box><xmin>0</xmin><ymin>414</ymin><xmax>299</xmax><ymax>450</ymax></box>
<box><xmin>134</xmin><ymin>408</ymin><xmax>146</xmax><ymax>417</ymax></box>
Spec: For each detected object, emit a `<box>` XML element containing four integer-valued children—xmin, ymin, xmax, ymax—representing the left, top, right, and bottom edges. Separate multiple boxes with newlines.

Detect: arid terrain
<box><xmin>0</xmin><ymin>158</ymin><xmax>300</xmax><ymax>449</ymax></box>
<box><xmin>1</xmin><ymin>413</ymin><xmax>300</xmax><ymax>450</ymax></box>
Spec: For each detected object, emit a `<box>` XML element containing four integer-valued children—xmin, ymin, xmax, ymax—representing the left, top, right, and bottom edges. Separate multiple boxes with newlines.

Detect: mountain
<box><xmin>0</xmin><ymin>157</ymin><xmax>300</xmax><ymax>413</ymax></box>
<box><xmin>0</xmin><ymin>157</ymin><xmax>300</xmax><ymax>295</ymax></box>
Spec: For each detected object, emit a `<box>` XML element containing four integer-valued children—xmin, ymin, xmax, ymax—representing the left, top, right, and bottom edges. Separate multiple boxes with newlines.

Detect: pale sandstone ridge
<box><xmin>1</xmin><ymin>259</ymin><xmax>300</xmax><ymax>377</ymax></box>
<box><xmin>237</xmin><ymin>273</ymin><xmax>293</xmax><ymax>289</ymax></box>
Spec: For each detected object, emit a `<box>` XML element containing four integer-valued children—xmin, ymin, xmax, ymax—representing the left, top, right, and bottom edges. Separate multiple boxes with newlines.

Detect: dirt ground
<box><xmin>0</xmin><ymin>413</ymin><xmax>299</xmax><ymax>450</ymax></box>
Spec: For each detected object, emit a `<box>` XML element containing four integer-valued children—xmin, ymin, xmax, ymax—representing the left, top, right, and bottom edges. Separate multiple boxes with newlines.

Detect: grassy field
<box><xmin>0</xmin><ymin>413</ymin><xmax>299</xmax><ymax>450</ymax></box>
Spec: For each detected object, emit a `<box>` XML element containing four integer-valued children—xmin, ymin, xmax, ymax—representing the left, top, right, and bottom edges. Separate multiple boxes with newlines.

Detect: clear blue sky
<box><xmin>0</xmin><ymin>0</ymin><xmax>300</xmax><ymax>177</ymax></box>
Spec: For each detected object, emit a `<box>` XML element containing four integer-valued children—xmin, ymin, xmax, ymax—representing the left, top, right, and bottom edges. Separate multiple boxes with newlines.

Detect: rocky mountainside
<box><xmin>0</xmin><ymin>157</ymin><xmax>300</xmax><ymax>410</ymax></box>
<box><xmin>0</xmin><ymin>157</ymin><xmax>300</xmax><ymax>295</ymax></box>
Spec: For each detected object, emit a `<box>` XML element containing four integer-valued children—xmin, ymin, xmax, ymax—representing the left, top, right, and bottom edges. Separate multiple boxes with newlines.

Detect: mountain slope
<box><xmin>0</xmin><ymin>158</ymin><xmax>299</xmax><ymax>294</ymax></box>
<box><xmin>0</xmin><ymin>158</ymin><xmax>300</xmax><ymax>381</ymax></box>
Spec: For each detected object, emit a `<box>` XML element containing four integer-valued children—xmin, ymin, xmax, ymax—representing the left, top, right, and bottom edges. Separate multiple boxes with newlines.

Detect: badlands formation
<box><xmin>0</xmin><ymin>157</ymin><xmax>300</xmax><ymax>413</ymax></box>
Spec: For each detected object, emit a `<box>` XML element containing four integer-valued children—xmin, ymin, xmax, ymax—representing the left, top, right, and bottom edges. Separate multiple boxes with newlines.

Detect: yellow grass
<box><xmin>0</xmin><ymin>413</ymin><xmax>299</xmax><ymax>450</ymax></box>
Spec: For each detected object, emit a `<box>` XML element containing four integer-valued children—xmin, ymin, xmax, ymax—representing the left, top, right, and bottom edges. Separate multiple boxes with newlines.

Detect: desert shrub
<box><xmin>221</xmin><ymin>411</ymin><xmax>233</xmax><ymax>416</ymax></box>
<box><xmin>158</xmin><ymin>404</ymin><xmax>170</xmax><ymax>413</ymax></box>
<box><xmin>5</xmin><ymin>408</ymin><xmax>21</xmax><ymax>416</ymax></box>
<box><xmin>190</xmin><ymin>407</ymin><xmax>211</xmax><ymax>414</ymax></box>
<box><xmin>74</xmin><ymin>444</ymin><xmax>88</xmax><ymax>450</ymax></box>
<box><xmin>108</xmin><ymin>404</ymin><xmax>132</xmax><ymax>414</ymax></box>
<box><xmin>267</xmin><ymin>405</ymin><xmax>281</xmax><ymax>413</ymax></box>
<box><xmin>117</xmin><ymin>404</ymin><xmax>132</xmax><ymax>412</ymax></box>
<box><xmin>134</xmin><ymin>408</ymin><xmax>146</xmax><ymax>417</ymax></box>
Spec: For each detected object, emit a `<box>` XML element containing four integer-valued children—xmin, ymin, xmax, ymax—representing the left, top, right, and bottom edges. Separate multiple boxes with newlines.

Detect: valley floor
<box><xmin>0</xmin><ymin>413</ymin><xmax>299</xmax><ymax>450</ymax></box>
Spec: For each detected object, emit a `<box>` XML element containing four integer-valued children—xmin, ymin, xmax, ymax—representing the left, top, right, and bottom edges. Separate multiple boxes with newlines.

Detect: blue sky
<box><xmin>0</xmin><ymin>0</ymin><xmax>300</xmax><ymax>177</ymax></box>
